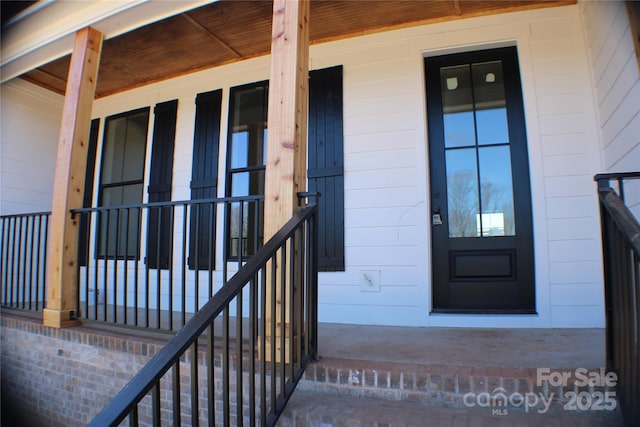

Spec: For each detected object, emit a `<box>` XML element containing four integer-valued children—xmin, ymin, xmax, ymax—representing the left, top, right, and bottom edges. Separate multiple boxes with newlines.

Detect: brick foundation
<box><xmin>1</xmin><ymin>311</ymin><xmax>167</xmax><ymax>426</ymax></box>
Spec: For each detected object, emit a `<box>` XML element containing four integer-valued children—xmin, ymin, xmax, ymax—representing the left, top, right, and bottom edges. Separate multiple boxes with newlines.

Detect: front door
<box><xmin>425</xmin><ymin>47</ymin><xmax>535</xmax><ymax>312</ymax></box>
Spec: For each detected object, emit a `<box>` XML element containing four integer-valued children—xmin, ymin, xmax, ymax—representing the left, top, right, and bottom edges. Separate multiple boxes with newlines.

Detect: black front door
<box><xmin>425</xmin><ymin>47</ymin><xmax>535</xmax><ymax>312</ymax></box>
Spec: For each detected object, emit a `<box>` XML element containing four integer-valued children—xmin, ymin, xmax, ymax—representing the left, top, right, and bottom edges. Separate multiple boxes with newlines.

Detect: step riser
<box><xmin>300</xmin><ymin>363</ymin><xmax>617</xmax><ymax>409</ymax></box>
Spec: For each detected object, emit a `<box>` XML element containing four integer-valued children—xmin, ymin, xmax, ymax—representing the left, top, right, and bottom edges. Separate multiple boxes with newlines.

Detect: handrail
<box><xmin>88</xmin><ymin>203</ymin><xmax>318</xmax><ymax>426</ymax></box>
<box><xmin>594</xmin><ymin>172</ymin><xmax>640</xmax><ymax>427</ymax></box>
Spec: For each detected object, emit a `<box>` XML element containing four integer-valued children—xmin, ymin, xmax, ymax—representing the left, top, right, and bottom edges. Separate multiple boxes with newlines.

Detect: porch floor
<box><xmin>278</xmin><ymin>323</ymin><xmax>625</xmax><ymax>426</ymax></box>
<box><xmin>316</xmin><ymin>323</ymin><xmax>605</xmax><ymax>368</ymax></box>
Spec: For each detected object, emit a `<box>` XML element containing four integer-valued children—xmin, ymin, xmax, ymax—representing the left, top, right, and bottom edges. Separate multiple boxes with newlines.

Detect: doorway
<box><xmin>425</xmin><ymin>47</ymin><xmax>535</xmax><ymax>312</ymax></box>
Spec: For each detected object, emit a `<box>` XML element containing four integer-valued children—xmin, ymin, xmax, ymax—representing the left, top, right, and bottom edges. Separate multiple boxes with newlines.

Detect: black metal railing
<box><xmin>0</xmin><ymin>211</ymin><xmax>50</xmax><ymax>311</ymax></box>
<box><xmin>72</xmin><ymin>195</ymin><xmax>264</xmax><ymax>331</ymax></box>
<box><xmin>595</xmin><ymin>172</ymin><xmax>640</xmax><ymax>427</ymax></box>
<box><xmin>88</xmin><ymin>203</ymin><xmax>318</xmax><ymax>426</ymax></box>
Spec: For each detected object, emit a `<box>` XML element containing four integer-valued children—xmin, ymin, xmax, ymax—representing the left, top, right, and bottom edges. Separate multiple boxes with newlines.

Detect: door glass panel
<box><xmin>446</xmin><ymin>148</ymin><xmax>479</xmax><ymax>237</ymax></box>
<box><xmin>478</xmin><ymin>146</ymin><xmax>515</xmax><ymax>236</ymax></box>
<box><xmin>440</xmin><ymin>59</ymin><xmax>516</xmax><ymax>239</ymax></box>
<box><xmin>472</xmin><ymin>61</ymin><xmax>508</xmax><ymax>145</ymax></box>
<box><xmin>476</xmin><ymin>108</ymin><xmax>508</xmax><ymax>145</ymax></box>
<box><xmin>441</xmin><ymin>65</ymin><xmax>474</xmax><ymax>148</ymax></box>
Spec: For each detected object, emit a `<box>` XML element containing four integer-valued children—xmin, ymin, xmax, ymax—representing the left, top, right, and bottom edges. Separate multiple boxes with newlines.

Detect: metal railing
<box><xmin>595</xmin><ymin>172</ymin><xmax>640</xmax><ymax>427</ymax></box>
<box><xmin>88</xmin><ymin>203</ymin><xmax>318</xmax><ymax>426</ymax></box>
<box><xmin>72</xmin><ymin>195</ymin><xmax>264</xmax><ymax>331</ymax></box>
<box><xmin>0</xmin><ymin>211</ymin><xmax>50</xmax><ymax>311</ymax></box>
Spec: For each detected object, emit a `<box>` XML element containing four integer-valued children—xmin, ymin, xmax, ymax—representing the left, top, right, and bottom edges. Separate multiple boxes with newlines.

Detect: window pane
<box><xmin>229</xmin><ymin>84</ymin><xmax>267</xmax><ymax>170</ymax></box>
<box><xmin>98</xmin><ymin>184</ymin><xmax>142</xmax><ymax>257</ymax></box>
<box><xmin>478</xmin><ymin>146</ymin><xmax>515</xmax><ymax>236</ymax></box>
<box><xmin>102</xmin><ymin>110</ymin><xmax>149</xmax><ymax>184</ymax></box>
<box><xmin>230</xmin><ymin>131</ymin><xmax>249</xmax><ymax>168</ymax></box>
<box><xmin>230</xmin><ymin>170</ymin><xmax>264</xmax><ymax>197</ymax></box>
<box><xmin>446</xmin><ymin>148</ymin><xmax>479</xmax><ymax>238</ymax></box>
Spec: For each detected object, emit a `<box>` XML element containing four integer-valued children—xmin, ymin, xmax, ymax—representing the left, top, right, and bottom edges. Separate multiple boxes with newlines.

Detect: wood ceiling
<box><xmin>21</xmin><ymin>0</ymin><xmax>574</xmax><ymax>98</ymax></box>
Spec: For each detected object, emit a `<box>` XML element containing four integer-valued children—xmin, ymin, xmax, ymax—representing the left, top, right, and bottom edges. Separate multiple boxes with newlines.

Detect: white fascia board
<box><xmin>1</xmin><ymin>0</ymin><xmax>215</xmax><ymax>84</ymax></box>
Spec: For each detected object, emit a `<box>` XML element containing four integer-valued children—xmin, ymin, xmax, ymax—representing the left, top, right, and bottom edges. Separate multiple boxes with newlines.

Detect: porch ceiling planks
<box><xmin>19</xmin><ymin>0</ymin><xmax>574</xmax><ymax>98</ymax></box>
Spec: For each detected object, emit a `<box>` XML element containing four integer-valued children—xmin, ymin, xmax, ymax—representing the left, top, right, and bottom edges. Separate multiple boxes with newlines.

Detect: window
<box><xmin>97</xmin><ymin>108</ymin><xmax>150</xmax><ymax>258</ymax></box>
<box><xmin>225</xmin><ymin>81</ymin><xmax>268</xmax><ymax>259</ymax></box>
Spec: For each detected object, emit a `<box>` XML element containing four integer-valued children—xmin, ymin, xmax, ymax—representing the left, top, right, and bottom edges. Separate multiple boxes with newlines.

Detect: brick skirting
<box><xmin>1</xmin><ymin>311</ymin><xmax>168</xmax><ymax>426</ymax></box>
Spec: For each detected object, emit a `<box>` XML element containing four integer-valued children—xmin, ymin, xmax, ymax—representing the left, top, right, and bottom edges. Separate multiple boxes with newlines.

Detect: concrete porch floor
<box><xmin>316</xmin><ymin>323</ymin><xmax>606</xmax><ymax>368</ymax></box>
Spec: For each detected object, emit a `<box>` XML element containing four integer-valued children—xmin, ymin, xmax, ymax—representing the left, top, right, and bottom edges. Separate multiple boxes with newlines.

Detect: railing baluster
<box><xmin>223</xmin><ymin>306</ymin><xmax>230</xmax><ymax>426</ymax></box>
<box><xmin>249</xmin><ymin>273</ymin><xmax>257</xmax><ymax>425</ymax></box>
<box><xmin>15</xmin><ymin>216</ymin><xmax>23</xmax><ymax>307</ymax></box>
<box><xmin>190</xmin><ymin>341</ymin><xmax>199</xmax><ymax>427</ymax></box>
<box><xmin>182</xmin><ymin>204</ymin><xmax>188</xmax><ymax>328</ymax></box>
<box><xmin>270</xmin><ymin>254</ymin><xmax>277</xmax><ymax>414</ymax></box>
<box><xmin>27</xmin><ymin>215</ymin><xmax>35</xmax><ymax>311</ymax></box>
<box><xmin>168</xmin><ymin>206</ymin><xmax>175</xmax><ymax>331</ymax></box>
<box><xmin>236</xmin><ymin>290</ymin><xmax>243</xmax><ymax>426</ymax></box>
<box><xmin>123</xmin><ymin>208</ymin><xmax>130</xmax><ymax>326</ymax></box>
<box><xmin>134</xmin><ymin>207</ymin><xmax>141</xmax><ymax>327</ymax></box>
<box><xmin>152</xmin><ymin>383</ymin><xmax>161</xmax><ymax>426</ymax></box>
<box><xmin>206</xmin><ymin>323</ymin><xmax>215</xmax><ymax>427</ymax></box>
<box><xmin>156</xmin><ymin>206</ymin><xmax>162</xmax><ymax>329</ymax></box>
<box><xmin>279</xmin><ymin>242</ymin><xmax>287</xmax><ymax>402</ymax></box>
<box><xmin>260</xmin><ymin>266</ymin><xmax>268</xmax><ymax>426</ymax></box>
<box><xmin>173</xmin><ymin>361</ymin><xmax>181</xmax><ymax>427</ymax></box>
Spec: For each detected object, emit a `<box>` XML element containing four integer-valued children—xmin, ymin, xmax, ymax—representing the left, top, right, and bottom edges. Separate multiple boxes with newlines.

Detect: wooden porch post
<box><xmin>264</xmin><ymin>0</ymin><xmax>310</xmax><ymax>232</ymax></box>
<box><xmin>263</xmin><ymin>0</ymin><xmax>310</xmax><ymax>360</ymax></box>
<box><xmin>43</xmin><ymin>27</ymin><xmax>103</xmax><ymax>328</ymax></box>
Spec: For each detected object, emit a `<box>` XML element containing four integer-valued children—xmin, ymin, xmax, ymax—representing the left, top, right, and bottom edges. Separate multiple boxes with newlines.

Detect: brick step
<box><xmin>276</xmin><ymin>390</ymin><xmax>624</xmax><ymax>427</ymax></box>
<box><xmin>296</xmin><ymin>357</ymin><xmax>618</xmax><ymax>409</ymax></box>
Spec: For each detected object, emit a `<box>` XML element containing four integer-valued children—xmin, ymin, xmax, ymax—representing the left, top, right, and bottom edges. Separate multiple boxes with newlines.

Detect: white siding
<box><xmin>59</xmin><ymin>4</ymin><xmax>611</xmax><ymax>328</ymax></box>
<box><xmin>580</xmin><ymin>0</ymin><xmax>640</xmax><ymax>216</ymax></box>
<box><xmin>0</xmin><ymin>79</ymin><xmax>62</xmax><ymax>215</ymax></box>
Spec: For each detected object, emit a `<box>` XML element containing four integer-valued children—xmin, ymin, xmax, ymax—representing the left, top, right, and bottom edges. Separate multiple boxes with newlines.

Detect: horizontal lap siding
<box><xmin>581</xmin><ymin>0</ymin><xmax>640</xmax><ymax>216</ymax></box>
<box><xmin>529</xmin><ymin>9</ymin><xmax>605</xmax><ymax>327</ymax></box>
<box><xmin>0</xmin><ymin>80</ymin><xmax>62</xmax><ymax>215</ymax></box>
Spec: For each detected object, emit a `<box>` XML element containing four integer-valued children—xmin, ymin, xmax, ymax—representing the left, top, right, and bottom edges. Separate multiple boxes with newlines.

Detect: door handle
<box><xmin>432</xmin><ymin>207</ymin><xmax>443</xmax><ymax>226</ymax></box>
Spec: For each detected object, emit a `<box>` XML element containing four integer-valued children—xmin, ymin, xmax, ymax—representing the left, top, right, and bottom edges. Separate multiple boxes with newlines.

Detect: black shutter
<box><xmin>79</xmin><ymin>118</ymin><xmax>100</xmax><ymax>266</ymax></box>
<box><xmin>189</xmin><ymin>90</ymin><xmax>222</xmax><ymax>270</ymax></box>
<box><xmin>309</xmin><ymin>66</ymin><xmax>345</xmax><ymax>271</ymax></box>
<box><xmin>146</xmin><ymin>100</ymin><xmax>178</xmax><ymax>269</ymax></box>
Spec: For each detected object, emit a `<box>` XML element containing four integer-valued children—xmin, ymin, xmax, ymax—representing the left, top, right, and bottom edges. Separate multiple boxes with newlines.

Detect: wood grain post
<box><xmin>263</xmin><ymin>0</ymin><xmax>310</xmax><ymax>361</ymax></box>
<box><xmin>43</xmin><ymin>27</ymin><xmax>103</xmax><ymax>328</ymax></box>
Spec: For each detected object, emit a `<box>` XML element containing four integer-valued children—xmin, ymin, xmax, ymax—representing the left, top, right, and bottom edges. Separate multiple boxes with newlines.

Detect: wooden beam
<box><xmin>43</xmin><ymin>27</ymin><xmax>103</xmax><ymax>328</ymax></box>
<box><xmin>264</xmin><ymin>0</ymin><xmax>310</xmax><ymax>239</ymax></box>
